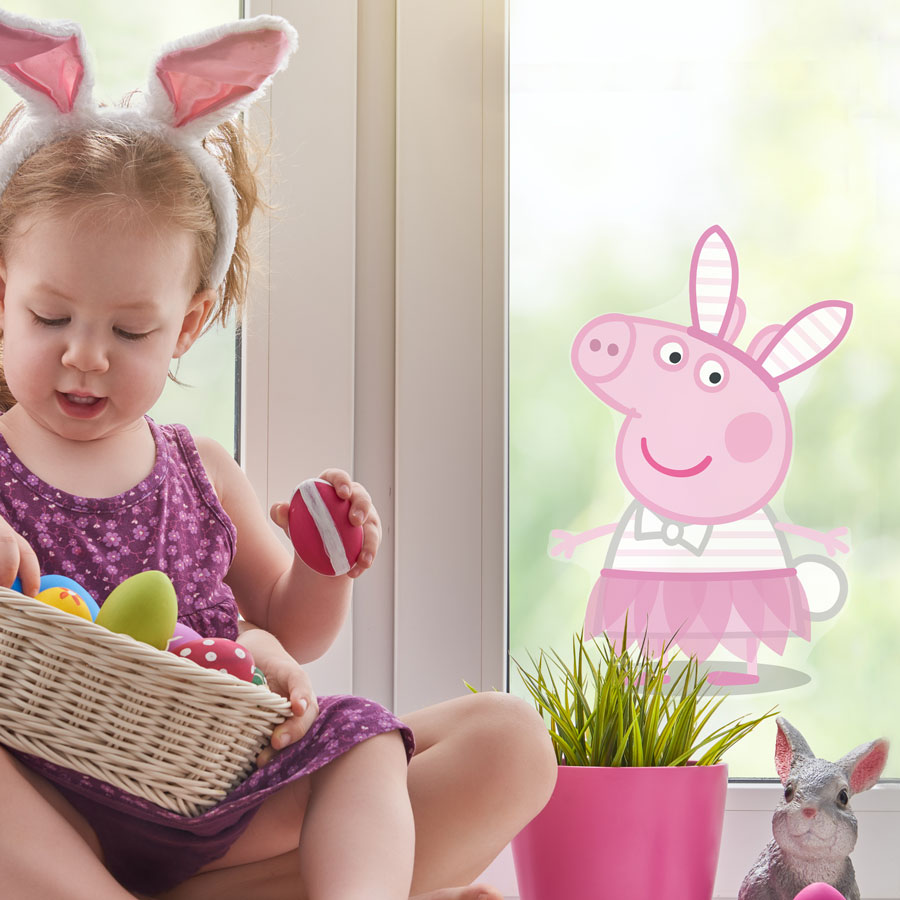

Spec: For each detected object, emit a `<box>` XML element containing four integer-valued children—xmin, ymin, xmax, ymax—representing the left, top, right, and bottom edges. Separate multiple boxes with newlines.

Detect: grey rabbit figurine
<box><xmin>739</xmin><ymin>717</ymin><xmax>889</xmax><ymax>900</ymax></box>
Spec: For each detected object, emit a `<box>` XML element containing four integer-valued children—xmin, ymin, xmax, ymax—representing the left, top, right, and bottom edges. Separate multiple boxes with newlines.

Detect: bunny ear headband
<box><xmin>0</xmin><ymin>9</ymin><xmax>298</xmax><ymax>290</ymax></box>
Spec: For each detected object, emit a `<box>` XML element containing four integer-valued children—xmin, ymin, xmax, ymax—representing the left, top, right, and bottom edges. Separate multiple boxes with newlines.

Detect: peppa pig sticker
<box><xmin>551</xmin><ymin>226</ymin><xmax>851</xmax><ymax>690</ymax></box>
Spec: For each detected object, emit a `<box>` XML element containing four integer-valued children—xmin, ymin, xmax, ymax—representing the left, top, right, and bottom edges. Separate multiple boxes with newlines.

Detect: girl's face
<box><xmin>0</xmin><ymin>211</ymin><xmax>213</xmax><ymax>443</ymax></box>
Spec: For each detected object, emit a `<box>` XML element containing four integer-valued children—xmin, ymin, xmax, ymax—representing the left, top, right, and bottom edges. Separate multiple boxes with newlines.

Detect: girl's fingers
<box><xmin>16</xmin><ymin>537</ymin><xmax>41</xmax><ymax>597</ymax></box>
<box><xmin>269</xmin><ymin>501</ymin><xmax>289</xmax><ymax>531</ymax></box>
<box><xmin>0</xmin><ymin>529</ymin><xmax>40</xmax><ymax>595</ymax></box>
<box><xmin>319</xmin><ymin>468</ymin><xmax>353</xmax><ymax>500</ymax></box>
<box><xmin>348</xmin><ymin>519</ymin><xmax>380</xmax><ymax>577</ymax></box>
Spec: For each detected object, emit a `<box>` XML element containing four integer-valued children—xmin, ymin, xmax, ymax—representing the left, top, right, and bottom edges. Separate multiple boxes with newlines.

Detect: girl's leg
<box><xmin>160</xmin><ymin>692</ymin><xmax>555</xmax><ymax>900</ymax></box>
<box><xmin>0</xmin><ymin>747</ymin><xmax>135</xmax><ymax>900</ymax></box>
<box><xmin>298</xmin><ymin>729</ymin><xmax>414</xmax><ymax>900</ymax></box>
<box><xmin>402</xmin><ymin>691</ymin><xmax>557</xmax><ymax>895</ymax></box>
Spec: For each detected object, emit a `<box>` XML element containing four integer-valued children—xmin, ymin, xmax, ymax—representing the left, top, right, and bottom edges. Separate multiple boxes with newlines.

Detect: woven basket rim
<box><xmin>0</xmin><ymin>586</ymin><xmax>291</xmax><ymax>702</ymax></box>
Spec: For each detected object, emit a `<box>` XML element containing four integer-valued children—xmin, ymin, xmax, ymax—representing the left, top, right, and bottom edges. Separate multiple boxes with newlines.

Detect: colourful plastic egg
<box><xmin>167</xmin><ymin>622</ymin><xmax>203</xmax><ymax>652</ymax></box>
<box><xmin>12</xmin><ymin>574</ymin><xmax>99</xmax><ymax>620</ymax></box>
<box><xmin>251</xmin><ymin>666</ymin><xmax>267</xmax><ymax>687</ymax></box>
<box><xmin>794</xmin><ymin>886</ymin><xmax>845</xmax><ymax>900</ymax></box>
<box><xmin>288</xmin><ymin>478</ymin><xmax>364</xmax><ymax>576</ymax></box>
<box><xmin>95</xmin><ymin>570</ymin><xmax>178</xmax><ymax>650</ymax></box>
<box><xmin>34</xmin><ymin>586</ymin><xmax>93</xmax><ymax>621</ymax></box>
<box><xmin>175</xmin><ymin>637</ymin><xmax>256</xmax><ymax>682</ymax></box>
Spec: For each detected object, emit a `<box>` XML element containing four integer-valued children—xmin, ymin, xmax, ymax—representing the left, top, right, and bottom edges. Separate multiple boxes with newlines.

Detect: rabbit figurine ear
<box><xmin>838</xmin><ymin>738</ymin><xmax>889</xmax><ymax>796</ymax></box>
<box><xmin>147</xmin><ymin>16</ymin><xmax>297</xmax><ymax>140</ymax></box>
<box><xmin>0</xmin><ymin>10</ymin><xmax>92</xmax><ymax>117</ymax></box>
<box><xmin>774</xmin><ymin>717</ymin><xmax>815</xmax><ymax>785</ymax></box>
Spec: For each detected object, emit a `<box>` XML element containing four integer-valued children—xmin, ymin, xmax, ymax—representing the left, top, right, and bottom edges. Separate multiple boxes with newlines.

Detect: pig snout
<box><xmin>573</xmin><ymin>316</ymin><xmax>634</xmax><ymax>382</ymax></box>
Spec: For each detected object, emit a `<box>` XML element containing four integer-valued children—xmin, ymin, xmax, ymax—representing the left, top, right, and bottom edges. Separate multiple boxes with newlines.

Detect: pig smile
<box><xmin>641</xmin><ymin>438</ymin><xmax>712</xmax><ymax>478</ymax></box>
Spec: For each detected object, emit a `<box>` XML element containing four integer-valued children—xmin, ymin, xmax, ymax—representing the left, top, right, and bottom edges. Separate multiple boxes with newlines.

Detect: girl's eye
<box><xmin>658</xmin><ymin>340</ymin><xmax>686</xmax><ymax>366</ymax></box>
<box><xmin>114</xmin><ymin>328</ymin><xmax>151</xmax><ymax>342</ymax></box>
<box><xmin>31</xmin><ymin>313</ymin><xmax>69</xmax><ymax>327</ymax></box>
<box><xmin>838</xmin><ymin>789</ymin><xmax>849</xmax><ymax>806</ymax></box>
<box><xmin>699</xmin><ymin>359</ymin><xmax>726</xmax><ymax>388</ymax></box>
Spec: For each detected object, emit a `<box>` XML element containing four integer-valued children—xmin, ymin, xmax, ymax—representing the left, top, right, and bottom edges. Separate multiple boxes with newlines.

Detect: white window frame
<box><xmin>243</xmin><ymin>2</ymin><xmax>899</xmax><ymax>897</ymax></box>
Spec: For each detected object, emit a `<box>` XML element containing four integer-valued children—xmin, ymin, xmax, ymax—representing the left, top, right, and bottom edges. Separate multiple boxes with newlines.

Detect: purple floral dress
<box><xmin>0</xmin><ymin>418</ymin><xmax>414</xmax><ymax>894</ymax></box>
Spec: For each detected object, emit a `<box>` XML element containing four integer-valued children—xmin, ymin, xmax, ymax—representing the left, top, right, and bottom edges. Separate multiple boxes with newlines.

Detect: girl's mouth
<box><xmin>641</xmin><ymin>437</ymin><xmax>712</xmax><ymax>478</ymax></box>
<box><xmin>57</xmin><ymin>392</ymin><xmax>108</xmax><ymax>419</ymax></box>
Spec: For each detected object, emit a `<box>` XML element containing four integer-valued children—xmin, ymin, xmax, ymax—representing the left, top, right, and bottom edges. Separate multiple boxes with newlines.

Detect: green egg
<box><xmin>95</xmin><ymin>570</ymin><xmax>178</xmax><ymax>650</ymax></box>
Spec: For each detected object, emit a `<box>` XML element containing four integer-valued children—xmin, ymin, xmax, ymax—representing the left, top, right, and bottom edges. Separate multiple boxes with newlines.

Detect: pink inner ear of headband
<box><xmin>156</xmin><ymin>28</ymin><xmax>291</xmax><ymax>128</ymax></box>
<box><xmin>0</xmin><ymin>24</ymin><xmax>83</xmax><ymax>114</ymax></box>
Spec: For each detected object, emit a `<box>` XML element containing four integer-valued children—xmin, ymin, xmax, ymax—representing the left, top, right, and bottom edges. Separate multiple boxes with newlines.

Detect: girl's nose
<box><xmin>61</xmin><ymin>336</ymin><xmax>109</xmax><ymax>374</ymax></box>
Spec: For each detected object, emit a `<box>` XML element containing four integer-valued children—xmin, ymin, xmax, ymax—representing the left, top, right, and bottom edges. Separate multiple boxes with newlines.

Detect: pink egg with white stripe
<box><xmin>288</xmin><ymin>478</ymin><xmax>364</xmax><ymax>576</ymax></box>
<box><xmin>176</xmin><ymin>638</ymin><xmax>256</xmax><ymax>683</ymax></box>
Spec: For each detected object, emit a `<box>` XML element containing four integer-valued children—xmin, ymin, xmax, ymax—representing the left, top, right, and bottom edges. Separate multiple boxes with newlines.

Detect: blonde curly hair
<box><xmin>0</xmin><ymin>103</ymin><xmax>265</xmax><ymax>411</ymax></box>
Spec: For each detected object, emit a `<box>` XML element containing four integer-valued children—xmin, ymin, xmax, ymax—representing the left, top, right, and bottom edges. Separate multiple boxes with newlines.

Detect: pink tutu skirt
<box><xmin>585</xmin><ymin>568</ymin><xmax>810</xmax><ymax>662</ymax></box>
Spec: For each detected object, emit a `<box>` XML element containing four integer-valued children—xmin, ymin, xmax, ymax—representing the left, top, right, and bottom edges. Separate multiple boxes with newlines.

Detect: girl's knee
<box><xmin>461</xmin><ymin>692</ymin><xmax>557</xmax><ymax>805</ymax></box>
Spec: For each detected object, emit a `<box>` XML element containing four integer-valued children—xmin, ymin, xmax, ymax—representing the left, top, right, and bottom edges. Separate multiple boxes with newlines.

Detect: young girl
<box><xmin>0</xmin><ymin>11</ymin><xmax>556</xmax><ymax>900</ymax></box>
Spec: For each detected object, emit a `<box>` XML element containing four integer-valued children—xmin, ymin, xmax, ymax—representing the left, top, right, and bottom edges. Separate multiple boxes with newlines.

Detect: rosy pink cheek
<box><xmin>724</xmin><ymin>412</ymin><xmax>773</xmax><ymax>463</ymax></box>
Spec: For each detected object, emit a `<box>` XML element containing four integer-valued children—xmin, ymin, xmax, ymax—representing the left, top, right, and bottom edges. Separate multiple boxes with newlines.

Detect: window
<box><xmin>509</xmin><ymin>0</ymin><xmax>899</xmax><ymax>781</ymax></box>
<box><xmin>0</xmin><ymin>0</ymin><xmax>240</xmax><ymax>454</ymax></box>
<box><xmin>388</xmin><ymin>2</ymin><xmax>900</xmax><ymax>896</ymax></box>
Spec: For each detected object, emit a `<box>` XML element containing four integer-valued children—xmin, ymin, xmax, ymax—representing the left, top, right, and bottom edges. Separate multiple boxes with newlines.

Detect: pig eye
<box><xmin>699</xmin><ymin>359</ymin><xmax>726</xmax><ymax>389</ymax></box>
<box><xmin>658</xmin><ymin>340</ymin><xmax>686</xmax><ymax>367</ymax></box>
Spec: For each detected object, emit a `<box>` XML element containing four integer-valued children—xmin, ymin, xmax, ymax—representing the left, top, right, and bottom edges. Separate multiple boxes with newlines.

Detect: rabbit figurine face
<box><xmin>738</xmin><ymin>717</ymin><xmax>889</xmax><ymax>900</ymax></box>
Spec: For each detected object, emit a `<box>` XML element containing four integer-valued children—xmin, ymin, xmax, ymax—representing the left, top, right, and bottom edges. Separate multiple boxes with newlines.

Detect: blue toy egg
<box><xmin>11</xmin><ymin>574</ymin><xmax>100</xmax><ymax>621</ymax></box>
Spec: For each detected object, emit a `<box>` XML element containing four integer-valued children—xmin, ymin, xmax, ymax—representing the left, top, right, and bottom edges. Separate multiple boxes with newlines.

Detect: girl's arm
<box><xmin>195</xmin><ymin>437</ymin><xmax>379</xmax><ymax>663</ymax></box>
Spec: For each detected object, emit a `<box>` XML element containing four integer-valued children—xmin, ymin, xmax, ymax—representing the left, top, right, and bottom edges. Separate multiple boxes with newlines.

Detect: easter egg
<box><xmin>34</xmin><ymin>586</ymin><xmax>94</xmax><ymax>621</ymax></box>
<box><xmin>95</xmin><ymin>570</ymin><xmax>178</xmax><ymax>650</ymax></box>
<box><xmin>167</xmin><ymin>622</ymin><xmax>203</xmax><ymax>652</ymax></box>
<box><xmin>175</xmin><ymin>637</ymin><xmax>256</xmax><ymax>682</ymax></box>
<box><xmin>794</xmin><ymin>886</ymin><xmax>845</xmax><ymax>900</ymax></box>
<box><xmin>12</xmin><ymin>574</ymin><xmax>99</xmax><ymax>620</ymax></box>
<box><xmin>288</xmin><ymin>478</ymin><xmax>364</xmax><ymax>576</ymax></box>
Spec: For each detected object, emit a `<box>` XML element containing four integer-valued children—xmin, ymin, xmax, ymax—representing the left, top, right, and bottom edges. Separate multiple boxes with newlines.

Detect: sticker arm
<box><xmin>774</xmin><ymin>522</ymin><xmax>850</xmax><ymax>557</ymax></box>
<box><xmin>549</xmin><ymin>523</ymin><xmax>618</xmax><ymax>559</ymax></box>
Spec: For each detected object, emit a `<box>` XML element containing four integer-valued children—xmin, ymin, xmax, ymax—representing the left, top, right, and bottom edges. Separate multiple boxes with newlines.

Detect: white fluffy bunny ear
<box><xmin>689</xmin><ymin>225</ymin><xmax>739</xmax><ymax>340</ymax></box>
<box><xmin>0</xmin><ymin>9</ymin><xmax>93</xmax><ymax>117</ymax></box>
<box><xmin>838</xmin><ymin>739</ymin><xmax>889</xmax><ymax>796</ymax></box>
<box><xmin>147</xmin><ymin>15</ymin><xmax>298</xmax><ymax>140</ymax></box>
<box><xmin>756</xmin><ymin>301</ymin><xmax>852</xmax><ymax>383</ymax></box>
<box><xmin>774</xmin><ymin>717</ymin><xmax>814</xmax><ymax>785</ymax></box>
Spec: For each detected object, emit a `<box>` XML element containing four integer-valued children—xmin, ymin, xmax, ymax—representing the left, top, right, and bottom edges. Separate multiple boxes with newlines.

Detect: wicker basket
<box><xmin>0</xmin><ymin>586</ymin><xmax>291</xmax><ymax>816</ymax></box>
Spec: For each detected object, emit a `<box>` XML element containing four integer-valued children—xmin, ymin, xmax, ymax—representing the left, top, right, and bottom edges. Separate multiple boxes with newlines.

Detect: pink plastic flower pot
<box><xmin>512</xmin><ymin>763</ymin><xmax>728</xmax><ymax>900</ymax></box>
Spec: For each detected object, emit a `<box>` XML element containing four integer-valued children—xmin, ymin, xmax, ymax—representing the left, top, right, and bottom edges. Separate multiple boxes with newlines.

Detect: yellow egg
<box><xmin>95</xmin><ymin>570</ymin><xmax>178</xmax><ymax>650</ymax></box>
<box><xmin>35</xmin><ymin>586</ymin><xmax>94</xmax><ymax>621</ymax></box>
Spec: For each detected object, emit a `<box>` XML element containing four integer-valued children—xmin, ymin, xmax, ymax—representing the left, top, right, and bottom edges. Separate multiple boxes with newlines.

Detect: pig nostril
<box><xmin>589</xmin><ymin>338</ymin><xmax>602</xmax><ymax>352</ymax></box>
<box><xmin>607</xmin><ymin>343</ymin><xmax>619</xmax><ymax>357</ymax></box>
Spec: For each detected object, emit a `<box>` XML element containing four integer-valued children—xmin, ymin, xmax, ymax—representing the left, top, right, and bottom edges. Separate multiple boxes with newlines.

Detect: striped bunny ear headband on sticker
<box><xmin>0</xmin><ymin>9</ymin><xmax>298</xmax><ymax>290</ymax></box>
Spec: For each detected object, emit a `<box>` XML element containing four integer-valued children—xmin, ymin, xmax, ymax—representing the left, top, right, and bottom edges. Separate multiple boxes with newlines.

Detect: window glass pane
<box><xmin>509</xmin><ymin>0</ymin><xmax>899</xmax><ymax>776</ymax></box>
<box><xmin>0</xmin><ymin>0</ymin><xmax>240</xmax><ymax>454</ymax></box>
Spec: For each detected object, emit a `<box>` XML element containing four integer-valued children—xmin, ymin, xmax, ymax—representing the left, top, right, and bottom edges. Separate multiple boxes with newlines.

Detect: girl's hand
<box><xmin>270</xmin><ymin>468</ymin><xmax>382</xmax><ymax>579</ymax></box>
<box><xmin>0</xmin><ymin>518</ymin><xmax>40</xmax><ymax>596</ymax></box>
<box><xmin>256</xmin><ymin>657</ymin><xmax>319</xmax><ymax>767</ymax></box>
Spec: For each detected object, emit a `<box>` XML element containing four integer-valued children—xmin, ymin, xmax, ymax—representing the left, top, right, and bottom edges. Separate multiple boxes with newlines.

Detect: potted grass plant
<box><xmin>510</xmin><ymin>626</ymin><xmax>775</xmax><ymax>900</ymax></box>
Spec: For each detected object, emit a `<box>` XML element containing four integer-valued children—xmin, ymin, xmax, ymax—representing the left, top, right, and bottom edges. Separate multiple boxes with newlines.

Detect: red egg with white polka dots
<box><xmin>173</xmin><ymin>637</ymin><xmax>256</xmax><ymax>683</ymax></box>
